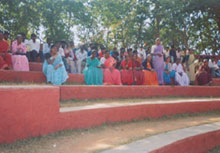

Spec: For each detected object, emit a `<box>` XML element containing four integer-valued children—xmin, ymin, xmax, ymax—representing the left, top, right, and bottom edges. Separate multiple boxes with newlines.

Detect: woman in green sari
<box><xmin>83</xmin><ymin>51</ymin><xmax>103</xmax><ymax>85</ymax></box>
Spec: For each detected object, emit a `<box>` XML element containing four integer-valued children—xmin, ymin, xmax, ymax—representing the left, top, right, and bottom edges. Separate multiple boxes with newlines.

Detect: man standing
<box><xmin>43</xmin><ymin>38</ymin><xmax>52</xmax><ymax>60</ymax></box>
<box><xmin>76</xmin><ymin>46</ymin><xmax>87</xmax><ymax>74</ymax></box>
<box><xmin>151</xmin><ymin>38</ymin><xmax>164</xmax><ymax>85</ymax></box>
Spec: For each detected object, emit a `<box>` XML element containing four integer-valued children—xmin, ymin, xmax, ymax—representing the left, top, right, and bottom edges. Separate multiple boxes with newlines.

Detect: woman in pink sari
<box><xmin>103</xmin><ymin>51</ymin><xmax>122</xmax><ymax>85</ymax></box>
<box><xmin>11</xmin><ymin>35</ymin><xmax>29</xmax><ymax>71</ymax></box>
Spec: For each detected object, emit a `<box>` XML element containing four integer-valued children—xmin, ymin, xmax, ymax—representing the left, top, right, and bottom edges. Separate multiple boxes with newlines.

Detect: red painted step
<box><xmin>0</xmin><ymin>70</ymin><xmax>84</xmax><ymax>84</ymax></box>
<box><xmin>1</xmin><ymin>86</ymin><xmax>220</xmax><ymax>144</ymax></box>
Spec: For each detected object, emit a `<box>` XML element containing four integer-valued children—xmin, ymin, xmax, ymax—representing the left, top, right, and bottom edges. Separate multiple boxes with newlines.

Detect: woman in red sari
<box><xmin>103</xmin><ymin>51</ymin><xmax>122</xmax><ymax>85</ymax></box>
<box><xmin>142</xmin><ymin>55</ymin><xmax>159</xmax><ymax>85</ymax></box>
<box><xmin>0</xmin><ymin>30</ymin><xmax>11</xmax><ymax>70</ymax></box>
<box><xmin>120</xmin><ymin>55</ymin><xmax>134</xmax><ymax>85</ymax></box>
<box><xmin>133</xmin><ymin>52</ymin><xmax>144</xmax><ymax>85</ymax></box>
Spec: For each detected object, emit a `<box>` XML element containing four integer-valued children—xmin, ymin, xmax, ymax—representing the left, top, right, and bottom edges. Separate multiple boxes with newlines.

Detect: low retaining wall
<box><xmin>1</xmin><ymin>86</ymin><xmax>220</xmax><ymax>144</ymax></box>
<box><xmin>0</xmin><ymin>70</ymin><xmax>84</xmax><ymax>84</ymax></box>
<box><xmin>29</xmin><ymin>62</ymin><xmax>43</xmax><ymax>71</ymax></box>
<box><xmin>60</xmin><ymin>85</ymin><xmax>220</xmax><ymax>100</ymax></box>
<box><xmin>213</xmin><ymin>78</ymin><xmax>220</xmax><ymax>86</ymax></box>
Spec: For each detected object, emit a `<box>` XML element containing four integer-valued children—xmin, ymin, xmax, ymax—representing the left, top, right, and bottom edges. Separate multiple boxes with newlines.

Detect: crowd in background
<box><xmin>0</xmin><ymin>30</ymin><xmax>220</xmax><ymax>86</ymax></box>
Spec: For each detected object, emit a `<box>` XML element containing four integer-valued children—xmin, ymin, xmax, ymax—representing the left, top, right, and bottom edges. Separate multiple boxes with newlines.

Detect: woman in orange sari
<box><xmin>120</xmin><ymin>55</ymin><xmax>133</xmax><ymax>85</ymax></box>
<box><xmin>142</xmin><ymin>55</ymin><xmax>159</xmax><ymax>85</ymax></box>
<box><xmin>103</xmin><ymin>51</ymin><xmax>122</xmax><ymax>85</ymax></box>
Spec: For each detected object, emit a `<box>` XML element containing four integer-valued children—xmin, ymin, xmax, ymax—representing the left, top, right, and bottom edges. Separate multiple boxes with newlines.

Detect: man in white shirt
<box><xmin>137</xmin><ymin>46</ymin><xmax>146</xmax><ymax>61</ymax></box>
<box><xmin>42</xmin><ymin>38</ymin><xmax>52</xmax><ymax>60</ymax></box>
<box><xmin>27</xmin><ymin>34</ymin><xmax>42</xmax><ymax>62</ymax></box>
<box><xmin>172</xmin><ymin>58</ymin><xmax>189</xmax><ymax>86</ymax></box>
<box><xmin>76</xmin><ymin>46</ymin><xmax>87</xmax><ymax>74</ymax></box>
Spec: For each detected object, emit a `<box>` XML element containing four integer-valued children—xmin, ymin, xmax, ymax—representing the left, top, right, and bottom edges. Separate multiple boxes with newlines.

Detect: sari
<box><xmin>120</xmin><ymin>59</ymin><xmax>134</xmax><ymax>85</ymax></box>
<box><xmin>142</xmin><ymin>60</ymin><xmax>158</xmax><ymax>85</ymax></box>
<box><xmin>0</xmin><ymin>40</ymin><xmax>11</xmax><ymax>69</ymax></box>
<box><xmin>83</xmin><ymin>57</ymin><xmax>103</xmax><ymax>85</ymax></box>
<box><xmin>103</xmin><ymin>56</ymin><xmax>122</xmax><ymax>85</ymax></box>
<box><xmin>43</xmin><ymin>54</ymin><xmax>69</xmax><ymax>85</ymax></box>
<box><xmin>163</xmin><ymin>63</ymin><xmax>175</xmax><ymax>85</ymax></box>
<box><xmin>133</xmin><ymin>60</ymin><xmax>144</xmax><ymax>85</ymax></box>
<box><xmin>11</xmin><ymin>41</ymin><xmax>29</xmax><ymax>71</ymax></box>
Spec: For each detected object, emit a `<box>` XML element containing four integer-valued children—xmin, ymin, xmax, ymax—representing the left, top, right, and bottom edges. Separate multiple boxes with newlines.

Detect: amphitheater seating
<box><xmin>1</xmin><ymin>85</ymin><xmax>220</xmax><ymax>144</ymax></box>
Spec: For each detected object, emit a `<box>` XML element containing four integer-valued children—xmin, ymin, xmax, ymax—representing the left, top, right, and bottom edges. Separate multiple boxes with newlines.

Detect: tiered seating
<box><xmin>1</xmin><ymin>85</ymin><xmax>220</xmax><ymax>145</ymax></box>
<box><xmin>213</xmin><ymin>78</ymin><xmax>220</xmax><ymax>86</ymax></box>
<box><xmin>0</xmin><ymin>70</ymin><xmax>84</xmax><ymax>84</ymax></box>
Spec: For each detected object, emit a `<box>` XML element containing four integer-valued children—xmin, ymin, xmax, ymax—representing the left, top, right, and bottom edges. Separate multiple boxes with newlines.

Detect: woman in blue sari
<box><xmin>163</xmin><ymin>57</ymin><xmax>175</xmax><ymax>85</ymax></box>
<box><xmin>43</xmin><ymin>45</ymin><xmax>69</xmax><ymax>85</ymax></box>
<box><xmin>83</xmin><ymin>51</ymin><xmax>103</xmax><ymax>85</ymax></box>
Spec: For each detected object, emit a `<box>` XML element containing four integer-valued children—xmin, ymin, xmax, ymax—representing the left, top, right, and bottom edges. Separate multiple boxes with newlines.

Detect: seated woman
<box><xmin>0</xmin><ymin>30</ymin><xmax>11</xmax><ymax>70</ymax></box>
<box><xmin>43</xmin><ymin>45</ymin><xmax>69</xmax><ymax>85</ymax></box>
<box><xmin>102</xmin><ymin>51</ymin><xmax>122</xmax><ymax>85</ymax></box>
<box><xmin>195</xmin><ymin>65</ymin><xmax>212</xmax><ymax>86</ymax></box>
<box><xmin>172</xmin><ymin>58</ymin><xmax>189</xmax><ymax>86</ymax></box>
<box><xmin>120</xmin><ymin>55</ymin><xmax>134</xmax><ymax>85</ymax></box>
<box><xmin>163</xmin><ymin>57</ymin><xmax>175</xmax><ymax>85</ymax></box>
<box><xmin>83</xmin><ymin>51</ymin><xmax>103</xmax><ymax>85</ymax></box>
<box><xmin>133</xmin><ymin>51</ymin><xmax>144</xmax><ymax>85</ymax></box>
<box><xmin>11</xmin><ymin>34</ymin><xmax>29</xmax><ymax>71</ymax></box>
<box><xmin>142</xmin><ymin>55</ymin><xmax>159</xmax><ymax>85</ymax></box>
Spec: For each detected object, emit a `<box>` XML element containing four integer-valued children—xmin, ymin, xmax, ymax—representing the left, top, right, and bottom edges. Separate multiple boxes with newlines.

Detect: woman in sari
<box><xmin>142</xmin><ymin>55</ymin><xmax>159</xmax><ymax>85</ymax></box>
<box><xmin>151</xmin><ymin>38</ymin><xmax>164</xmax><ymax>85</ymax></box>
<box><xmin>133</xmin><ymin>52</ymin><xmax>144</xmax><ymax>85</ymax></box>
<box><xmin>11</xmin><ymin>34</ymin><xmax>29</xmax><ymax>71</ymax></box>
<box><xmin>83</xmin><ymin>51</ymin><xmax>103</xmax><ymax>85</ymax></box>
<box><xmin>0</xmin><ymin>30</ymin><xmax>11</xmax><ymax>70</ymax></box>
<box><xmin>43</xmin><ymin>45</ymin><xmax>69</xmax><ymax>85</ymax></box>
<box><xmin>163</xmin><ymin>57</ymin><xmax>175</xmax><ymax>85</ymax></box>
<box><xmin>103</xmin><ymin>51</ymin><xmax>122</xmax><ymax>85</ymax></box>
<box><xmin>120</xmin><ymin>55</ymin><xmax>134</xmax><ymax>85</ymax></box>
<box><xmin>195</xmin><ymin>65</ymin><xmax>212</xmax><ymax>86</ymax></box>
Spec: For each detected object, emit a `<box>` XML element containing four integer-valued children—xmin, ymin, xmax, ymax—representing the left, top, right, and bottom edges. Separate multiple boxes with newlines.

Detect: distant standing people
<box><xmin>43</xmin><ymin>38</ymin><xmax>52</xmax><ymax>60</ymax></box>
<box><xmin>151</xmin><ymin>38</ymin><xmax>164</xmax><ymax>85</ymax></box>
<box><xmin>169</xmin><ymin>45</ymin><xmax>177</xmax><ymax>63</ymax></box>
<box><xmin>11</xmin><ymin>34</ymin><xmax>29</xmax><ymax>71</ymax></box>
<box><xmin>186</xmin><ymin>49</ymin><xmax>196</xmax><ymax>83</ymax></box>
<box><xmin>76</xmin><ymin>46</ymin><xmax>87</xmax><ymax>74</ymax></box>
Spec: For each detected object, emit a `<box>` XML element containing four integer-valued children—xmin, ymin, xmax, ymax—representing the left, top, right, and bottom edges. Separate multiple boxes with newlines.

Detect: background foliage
<box><xmin>0</xmin><ymin>0</ymin><xmax>220</xmax><ymax>54</ymax></box>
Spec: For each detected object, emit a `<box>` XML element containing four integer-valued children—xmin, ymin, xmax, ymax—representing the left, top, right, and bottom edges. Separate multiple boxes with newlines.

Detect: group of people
<box><xmin>0</xmin><ymin>29</ymin><xmax>219</xmax><ymax>86</ymax></box>
<box><xmin>83</xmin><ymin>38</ymin><xmax>220</xmax><ymax>86</ymax></box>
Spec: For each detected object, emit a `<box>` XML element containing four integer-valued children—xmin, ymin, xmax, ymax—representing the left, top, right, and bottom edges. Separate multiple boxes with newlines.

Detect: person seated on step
<box><xmin>83</xmin><ymin>50</ymin><xmax>103</xmax><ymax>85</ymax></box>
<box><xmin>163</xmin><ymin>56</ymin><xmax>175</xmax><ymax>85</ymax></box>
<box><xmin>11</xmin><ymin>34</ymin><xmax>29</xmax><ymax>71</ymax></box>
<box><xmin>27</xmin><ymin>34</ymin><xmax>43</xmax><ymax>62</ymax></box>
<box><xmin>172</xmin><ymin>58</ymin><xmax>190</xmax><ymax>86</ymax></box>
<box><xmin>0</xmin><ymin>29</ymin><xmax>12</xmax><ymax>70</ymax></box>
<box><xmin>102</xmin><ymin>51</ymin><xmax>122</xmax><ymax>85</ymax></box>
<box><xmin>132</xmin><ymin>51</ymin><xmax>144</xmax><ymax>85</ymax></box>
<box><xmin>195</xmin><ymin>65</ymin><xmax>212</xmax><ymax>86</ymax></box>
<box><xmin>120</xmin><ymin>55</ymin><xmax>134</xmax><ymax>85</ymax></box>
<box><xmin>43</xmin><ymin>45</ymin><xmax>69</xmax><ymax>85</ymax></box>
<box><xmin>142</xmin><ymin>54</ymin><xmax>159</xmax><ymax>85</ymax></box>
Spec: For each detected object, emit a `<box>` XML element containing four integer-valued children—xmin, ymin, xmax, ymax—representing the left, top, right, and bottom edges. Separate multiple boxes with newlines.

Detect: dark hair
<box><xmin>51</xmin><ymin>44</ymin><xmax>56</xmax><ymax>49</ymax></box>
<box><xmin>133</xmin><ymin>50</ymin><xmax>138</xmax><ymax>54</ymax></box>
<box><xmin>31</xmin><ymin>33</ymin><xmax>36</xmax><ymax>37</ymax></box>
<box><xmin>45</xmin><ymin>53</ymin><xmax>51</xmax><ymax>60</ymax></box>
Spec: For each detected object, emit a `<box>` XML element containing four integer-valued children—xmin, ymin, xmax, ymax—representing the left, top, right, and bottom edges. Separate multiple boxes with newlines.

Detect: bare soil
<box><xmin>1</xmin><ymin>112</ymin><xmax>220</xmax><ymax>153</ymax></box>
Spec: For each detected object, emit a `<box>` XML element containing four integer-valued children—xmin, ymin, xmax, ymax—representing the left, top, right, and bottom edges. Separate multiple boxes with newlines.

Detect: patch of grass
<box><xmin>1</xmin><ymin>110</ymin><xmax>220</xmax><ymax>153</ymax></box>
<box><xmin>59</xmin><ymin>96</ymin><xmax>218</xmax><ymax>107</ymax></box>
<box><xmin>207</xmin><ymin>146</ymin><xmax>220</xmax><ymax>153</ymax></box>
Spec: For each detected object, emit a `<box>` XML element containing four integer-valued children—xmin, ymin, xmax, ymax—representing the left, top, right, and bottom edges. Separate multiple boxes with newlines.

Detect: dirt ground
<box><xmin>1</xmin><ymin>112</ymin><xmax>220</xmax><ymax>153</ymax></box>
